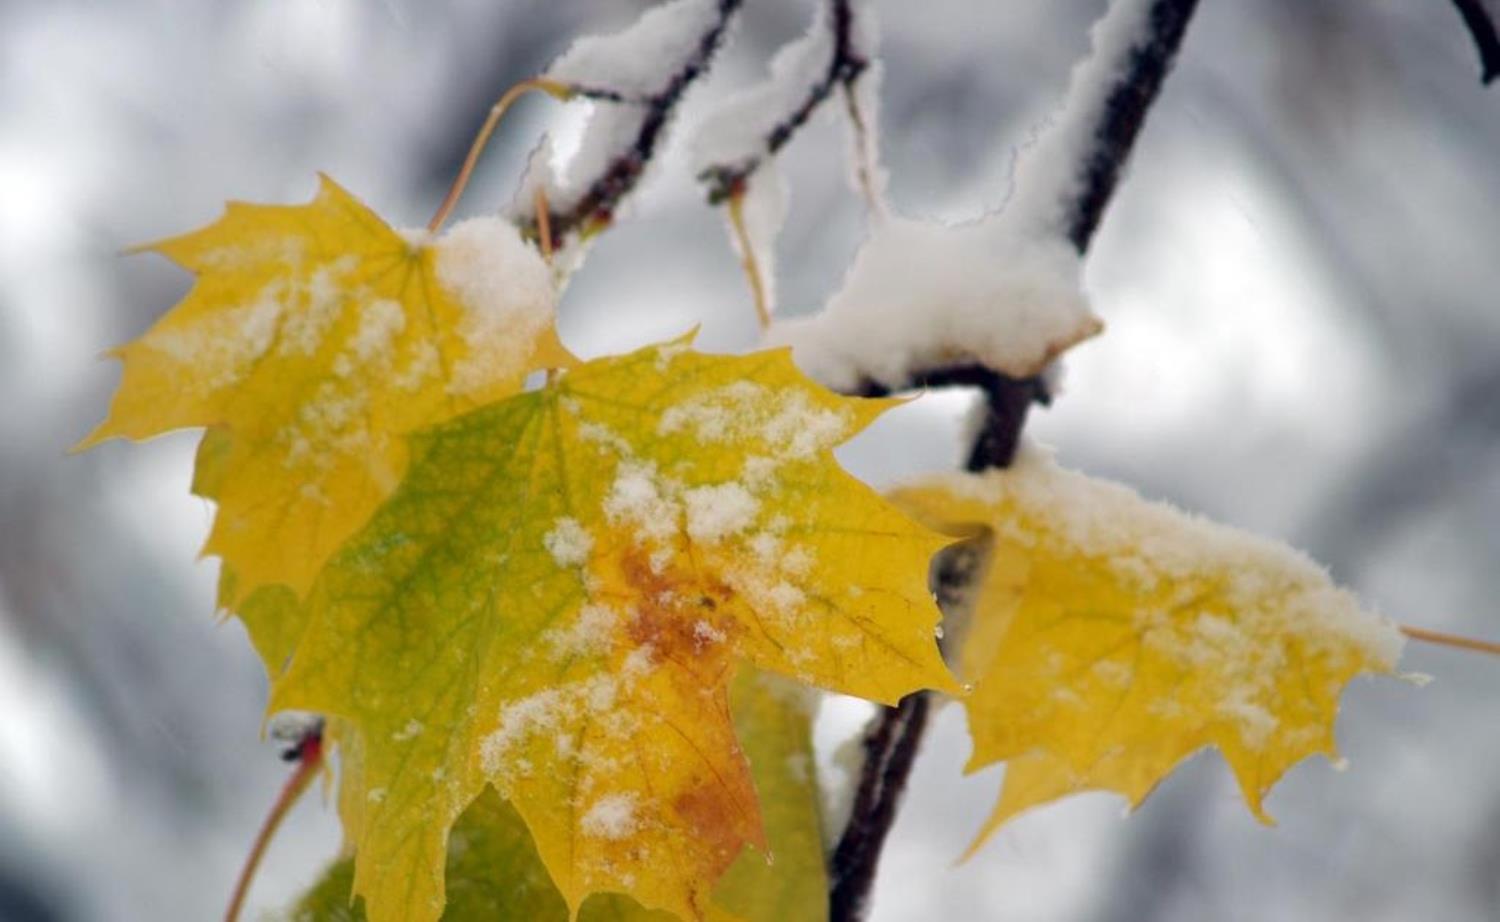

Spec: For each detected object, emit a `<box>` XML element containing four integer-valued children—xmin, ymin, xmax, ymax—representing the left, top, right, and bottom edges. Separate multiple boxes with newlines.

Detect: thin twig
<box><xmin>428</xmin><ymin>78</ymin><xmax>573</xmax><ymax>233</ymax></box>
<box><xmin>1402</xmin><ymin>624</ymin><xmax>1500</xmax><ymax>657</ymax></box>
<box><xmin>698</xmin><ymin>0</ymin><xmax>871</xmax><ymax>205</ymax></box>
<box><xmin>825</xmin><ymin>3</ymin><xmax>1202</xmax><ymax>918</ymax></box>
<box><xmin>534</xmin><ymin>187</ymin><xmax>554</xmax><ymax>265</ymax></box>
<box><xmin>523</xmin><ymin>0</ymin><xmax>744</xmax><ymax>250</ymax></box>
<box><xmin>840</xmin><ymin>78</ymin><xmax>884</xmax><ymax>215</ymax></box>
<box><xmin>224</xmin><ymin>725</ymin><xmax>325</xmax><ymax>922</ymax></box>
<box><xmin>1451</xmin><ymin>0</ymin><xmax>1500</xmax><ymax>85</ymax></box>
<box><xmin>725</xmin><ymin>183</ymin><xmax>773</xmax><ymax>330</ymax></box>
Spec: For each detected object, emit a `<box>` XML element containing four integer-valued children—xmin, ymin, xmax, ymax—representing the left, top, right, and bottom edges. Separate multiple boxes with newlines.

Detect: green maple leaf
<box><xmin>269</xmin><ymin>338</ymin><xmax>957</xmax><ymax>921</ymax></box>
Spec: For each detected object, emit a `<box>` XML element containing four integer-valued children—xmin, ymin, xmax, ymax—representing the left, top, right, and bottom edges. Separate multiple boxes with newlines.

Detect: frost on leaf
<box><xmin>79</xmin><ymin>176</ymin><xmax>570</xmax><ymax>618</ymax></box>
<box><xmin>890</xmin><ymin>444</ymin><xmax>1404</xmax><ymax>855</ymax></box>
<box><xmin>294</xmin><ymin>671</ymin><xmax>827</xmax><ymax>922</ymax></box>
<box><xmin>269</xmin><ymin>338</ymin><xmax>955</xmax><ymax>922</ymax></box>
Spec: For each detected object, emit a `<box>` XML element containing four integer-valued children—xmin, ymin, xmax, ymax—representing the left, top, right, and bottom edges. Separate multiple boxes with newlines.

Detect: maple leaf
<box><xmin>80</xmin><ymin>176</ymin><xmax>571</xmax><ymax>608</ymax></box>
<box><xmin>890</xmin><ymin>445</ymin><xmax>1404</xmax><ymax>854</ymax></box>
<box><xmin>295</xmin><ymin>671</ymin><xmax>827</xmax><ymax>922</ymax></box>
<box><xmin>269</xmin><ymin>338</ymin><xmax>957</xmax><ymax>922</ymax></box>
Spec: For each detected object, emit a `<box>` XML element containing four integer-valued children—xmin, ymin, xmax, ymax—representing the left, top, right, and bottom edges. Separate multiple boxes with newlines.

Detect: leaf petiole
<box><xmin>1400</xmin><ymin>624</ymin><xmax>1500</xmax><ymax>658</ymax></box>
<box><xmin>428</xmin><ymin>77</ymin><xmax>574</xmax><ymax>233</ymax></box>
<box><xmin>725</xmin><ymin>182</ymin><xmax>772</xmax><ymax>331</ymax></box>
<box><xmin>224</xmin><ymin>726</ymin><xmax>325</xmax><ymax>922</ymax></box>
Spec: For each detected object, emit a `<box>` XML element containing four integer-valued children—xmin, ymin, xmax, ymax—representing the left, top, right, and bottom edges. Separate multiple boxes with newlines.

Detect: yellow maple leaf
<box><xmin>890</xmin><ymin>445</ymin><xmax>1404</xmax><ymax>855</ymax></box>
<box><xmin>269</xmin><ymin>338</ymin><xmax>958</xmax><ymax>922</ymax></box>
<box><xmin>80</xmin><ymin>176</ymin><xmax>571</xmax><ymax>606</ymax></box>
<box><xmin>295</xmin><ymin>670</ymin><xmax>827</xmax><ymax>922</ymax></box>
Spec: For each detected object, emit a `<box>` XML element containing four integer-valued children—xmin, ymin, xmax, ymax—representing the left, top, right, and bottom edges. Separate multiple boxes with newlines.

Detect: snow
<box><xmin>917</xmin><ymin>441</ymin><xmax>1406</xmax><ymax>746</ymax></box>
<box><xmin>1003</xmin><ymin>0</ymin><xmax>1160</xmax><ymax>238</ymax></box>
<box><xmin>603</xmin><ymin>461</ymin><xmax>679</xmax><ymax>543</ymax></box>
<box><xmin>542</xmin><ymin>604</ymin><xmax>618</xmax><ymax>659</ymax></box>
<box><xmin>768</xmin><ymin>216</ymin><xmax>1101</xmax><ymax>390</ymax></box>
<box><xmin>764</xmin><ymin>0</ymin><xmax>1183</xmax><ymax>392</ymax></box>
<box><xmin>690</xmin><ymin>0</ymin><xmax>882</xmax><ymax>318</ymax></box>
<box><xmin>547</xmin><ymin>0</ymin><xmax>725</xmax><ymax>96</ymax></box>
<box><xmin>543</xmin><ymin>516</ymin><xmax>593</xmax><ymax>567</ymax></box>
<box><xmin>682</xmin><ymin>482</ymin><xmax>759</xmax><ymax>543</ymax></box>
<box><xmin>278</xmin><ymin>256</ymin><xmax>356</xmax><ymax>357</ymax></box>
<box><xmin>659</xmin><ymin>381</ymin><xmax>853</xmax><ymax>460</ymax></box>
<box><xmin>480</xmin><ymin>670</ymin><xmax>653</xmax><ymax>794</ymax></box>
<box><xmin>346</xmin><ymin>298</ymin><xmax>405</xmax><ymax>363</ymax></box>
<box><xmin>480</xmin><ymin>687</ymin><xmax>567</xmax><ymax>781</ymax></box>
<box><xmin>693</xmin><ymin>620</ymin><xmax>727</xmax><ymax>645</ymax></box>
<box><xmin>267</xmin><ymin>711</ymin><xmax>323</xmax><ymax>745</ymax></box>
<box><xmin>431</xmin><ymin>215</ymin><xmax>555</xmax><ymax>396</ymax></box>
<box><xmin>332</xmin><ymin>296</ymin><xmax>405</xmax><ymax>378</ymax></box>
<box><xmin>580</xmin><ymin>792</ymin><xmax>640</xmax><ymax>840</ymax></box>
<box><xmin>390</xmin><ymin>340</ymin><xmax>440</xmax><ymax>392</ymax></box>
<box><xmin>146</xmin><ymin>282</ymin><xmax>285</xmax><ymax>392</ymax></box>
<box><xmin>522</xmin><ymin>0</ymin><xmax>738</xmax><ymax>222</ymax></box>
<box><xmin>691</xmin><ymin>6</ymin><xmax>834</xmax><ymax>177</ymax></box>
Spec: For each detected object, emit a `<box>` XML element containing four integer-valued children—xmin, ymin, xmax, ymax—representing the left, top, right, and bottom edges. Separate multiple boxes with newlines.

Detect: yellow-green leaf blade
<box><xmin>82</xmin><ymin>175</ymin><xmax>570</xmax><ymax>604</ymax></box>
<box><xmin>271</xmin><ymin>339</ymin><xmax>951</xmax><ymax>921</ymax></box>
<box><xmin>292</xmin><ymin>670</ymin><xmax>826</xmax><ymax>922</ymax></box>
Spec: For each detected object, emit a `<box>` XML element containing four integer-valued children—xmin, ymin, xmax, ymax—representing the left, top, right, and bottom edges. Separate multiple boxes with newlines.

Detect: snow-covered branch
<box><xmin>693</xmin><ymin>0</ymin><xmax>882</xmax><ymax>323</ymax></box>
<box><xmin>694</xmin><ymin>0</ymin><xmax>878</xmax><ymax>205</ymax></box>
<box><xmin>774</xmin><ymin>0</ymin><xmax>1197</xmax><ymax>459</ymax></box>
<box><xmin>513</xmin><ymin>0</ymin><xmax>743</xmax><ymax>251</ymax></box>
<box><xmin>1451</xmin><ymin>0</ymin><xmax>1500</xmax><ymax>85</ymax></box>
<box><xmin>1008</xmin><ymin>0</ymin><xmax>1200</xmax><ymax>253</ymax></box>
<box><xmin>823</xmin><ymin>4</ymin><xmax>1203</xmax><ymax>918</ymax></box>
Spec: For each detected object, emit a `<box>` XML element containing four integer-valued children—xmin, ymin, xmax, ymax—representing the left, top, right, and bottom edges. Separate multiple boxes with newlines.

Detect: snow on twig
<box><xmin>694</xmin><ymin>0</ymin><xmax>881</xmax><ymax>205</ymax></box>
<box><xmin>772</xmin><ymin>0</ymin><xmax>1199</xmax><ymax>405</ymax></box>
<box><xmin>767</xmin><ymin>217</ymin><xmax>1100</xmax><ymax>392</ymax></box>
<box><xmin>695</xmin><ymin>0</ymin><xmax>882</xmax><ymax>323</ymax></box>
<box><xmin>1007</xmin><ymin>0</ymin><xmax>1200</xmax><ymax>252</ymax></box>
<box><xmin>512</xmin><ymin>0</ymin><xmax>744</xmax><ymax>254</ymax></box>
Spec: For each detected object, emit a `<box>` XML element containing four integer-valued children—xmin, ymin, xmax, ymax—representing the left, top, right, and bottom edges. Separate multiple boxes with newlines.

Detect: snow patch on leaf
<box><xmin>433</xmin><ymin>216</ymin><xmax>555</xmax><ymax>396</ymax></box>
<box><xmin>543</xmin><ymin>517</ymin><xmax>594</xmax><ymax>568</ymax></box>
<box><xmin>683</xmin><ymin>482</ymin><xmax>760</xmax><ymax>544</ymax></box>
<box><xmin>580</xmin><ymin>793</ymin><xmax>641</xmax><ymax>840</ymax></box>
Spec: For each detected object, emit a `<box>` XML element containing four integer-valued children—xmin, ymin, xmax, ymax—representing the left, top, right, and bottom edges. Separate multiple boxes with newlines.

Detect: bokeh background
<box><xmin>3</xmin><ymin>0</ymin><xmax>1499</xmax><ymax>919</ymax></box>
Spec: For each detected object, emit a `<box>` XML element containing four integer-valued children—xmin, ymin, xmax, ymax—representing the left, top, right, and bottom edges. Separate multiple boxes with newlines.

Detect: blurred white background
<box><xmin>2</xmin><ymin>1</ymin><xmax>1498</xmax><ymax>919</ymax></box>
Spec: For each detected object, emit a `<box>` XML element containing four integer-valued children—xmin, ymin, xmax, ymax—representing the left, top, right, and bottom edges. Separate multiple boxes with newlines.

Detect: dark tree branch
<box><xmin>825</xmin><ymin>3</ymin><xmax>1201</xmax><ymax>918</ymax></box>
<box><xmin>698</xmin><ymin>0</ymin><xmax>869</xmax><ymax>204</ymax></box>
<box><xmin>827</xmin><ymin>692</ymin><xmax>931</xmax><ymax>920</ymax></box>
<box><xmin>860</xmin><ymin>366</ymin><xmax>1051</xmax><ymax>472</ymax></box>
<box><xmin>1451</xmin><ymin>0</ymin><xmax>1500</xmax><ymax>84</ymax></box>
<box><xmin>1063</xmin><ymin>0</ymin><xmax>1199</xmax><ymax>253</ymax></box>
<box><xmin>520</xmin><ymin>0</ymin><xmax>743</xmax><ymax>248</ymax></box>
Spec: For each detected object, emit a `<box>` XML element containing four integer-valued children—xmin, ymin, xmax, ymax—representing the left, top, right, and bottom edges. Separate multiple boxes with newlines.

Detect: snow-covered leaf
<box><xmin>81</xmin><ymin>177</ymin><xmax>570</xmax><ymax>612</ymax></box>
<box><xmin>890</xmin><ymin>445</ymin><xmax>1403</xmax><ymax>854</ymax></box>
<box><xmin>270</xmin><ymin>337</ymin><xmax>955</xmax><ymax>921</ymax></box>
